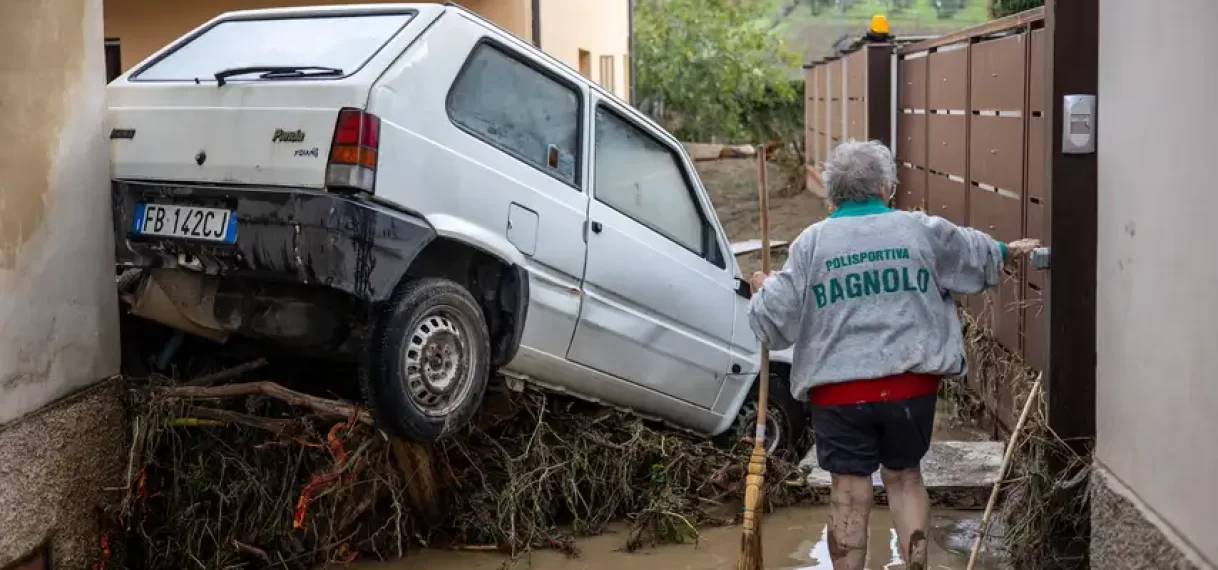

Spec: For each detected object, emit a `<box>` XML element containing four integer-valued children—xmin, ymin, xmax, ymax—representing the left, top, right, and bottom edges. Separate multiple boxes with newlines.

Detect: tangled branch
<box><xmin>101</xmin><ymin>379</ymin><xmax>809</xmax><ymax>569</ymax></box>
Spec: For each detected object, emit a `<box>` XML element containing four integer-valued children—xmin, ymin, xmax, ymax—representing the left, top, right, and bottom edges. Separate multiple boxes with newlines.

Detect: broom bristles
<box><xmin>737</xmin><ymin>530</ymin><xmax>764</xmax><ymax>570</ymax></box>
<box><xmin>737</xmin><ymin>445</ymin><xmax>768</xmax><ymax>569</ymax></box>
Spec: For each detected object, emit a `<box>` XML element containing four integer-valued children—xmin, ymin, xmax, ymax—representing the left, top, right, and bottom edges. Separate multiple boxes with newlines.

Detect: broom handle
<box><xmin>754</xmin><ymin>145</ymin><xmax>771</xmax><ymax>443</ymax></box>
<box><xmin>966</xmin><ymin>373</ymin><xmax>1044</xmax><ymax>570</ymax></box>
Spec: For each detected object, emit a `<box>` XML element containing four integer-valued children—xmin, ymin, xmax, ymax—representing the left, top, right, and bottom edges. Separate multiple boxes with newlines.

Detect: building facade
<box><xmin>1093</xmin><ymin>0</ymin><xmax>1218</xmax><ymax>567</ymax></box>
<box><xmin>102</xmin><ymin>0</ymin><xmax>632</xmax><ymax>100</ymax></box>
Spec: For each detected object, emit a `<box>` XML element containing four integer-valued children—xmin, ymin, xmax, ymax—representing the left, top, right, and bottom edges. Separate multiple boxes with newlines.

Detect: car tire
<box><xmin>727</xmin><ymin>370</ymin><xmax>810</xmax><ymax>461</ymax></box>
<box><xmin>360</xmin><ymin>277</ymin><xmax>491</xmax><ymax>442</ymax></box>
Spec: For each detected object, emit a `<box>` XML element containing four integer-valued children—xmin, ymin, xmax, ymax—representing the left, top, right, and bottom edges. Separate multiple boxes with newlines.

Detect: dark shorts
<box><xmin>811</xmin><ymin>393</ymin><xmax>937</xmax><ymax>475</ymax></box>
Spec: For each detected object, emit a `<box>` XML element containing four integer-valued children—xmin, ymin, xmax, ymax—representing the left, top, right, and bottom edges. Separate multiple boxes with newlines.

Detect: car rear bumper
<box><xmin>112</xmin><ymin>180</ymin><xmax>435</xmax><ymax>302</ymax></box>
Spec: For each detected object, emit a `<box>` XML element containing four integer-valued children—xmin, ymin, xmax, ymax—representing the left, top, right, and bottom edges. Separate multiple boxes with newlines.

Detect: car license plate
<box><xmin>132</xmin><ymin>203</ymin><xmax>237</xmax><ymax>243</ymax></box>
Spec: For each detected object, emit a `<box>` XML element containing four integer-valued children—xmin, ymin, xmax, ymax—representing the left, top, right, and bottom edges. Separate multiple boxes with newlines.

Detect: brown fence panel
<box><xmin>970</xmin><ymin>116</ymin><xmax>1024</xmax><ymax>193</ymax></box>
<box><xmin>895</xmin><ymin>50</ymin><xmax>928</xmax><ymax>212</ymax></box>
<box><xmin>847</xmin><ymin>100</ymin><xmax>867</xmax><ymax>139</ymax></box>
<box><xmin>927</xmin><ymin>174</ymin><xmax>967</xmax><ymax>225</ymax></box>
<box><xmin>896</xmin><ymin>114</ymin><xmax>927</xmax><ymax>165</ymax></box>
<box><xmin>898</xmin><ymin>57</ymin><xmax>927</xmax><ymax>110</ymax></box>
<box><xmin>927</xmin><ymin>114</ymin><xmax>967</xmax><ymax>177</ymax></box>
<box><xmin>846</xmin><ymin>50</ymin><xmax>867</xmax><ymax>99</ymax></box>
<box><xmin>1022</xmin><ymin>27</ymin><xmax>1048</xmax><ymax>365</ymax></box>
<box><xmin>804</xmin><ymin>44</ymin><xmax>893</xmax><ymax>196</ymax></box>
<box><xmin>971</xmin><ymin>34</ymin><xmax>1027</xmax><ymax>111</ymax></box>
<box><xmin>890</xmin><ymin>8</ymin><xmax>1047</xmax><ymax>429</ymax></box>
<box><xmin>927</xmin><ymin>50</ymin><xmax>968</xmax><ymax>110</ymax></box>
<box><xmin>898</xmin><ymin>165</ymin><xmax>926</xmax><ymax>210</ymax></box>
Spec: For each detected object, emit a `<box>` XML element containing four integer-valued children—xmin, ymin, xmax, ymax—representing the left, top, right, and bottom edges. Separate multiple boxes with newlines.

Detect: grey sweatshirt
<box><xmin>748</xmin><ymin>198</ymin><xmax>1007</xmax><ymax>401</ymax></box>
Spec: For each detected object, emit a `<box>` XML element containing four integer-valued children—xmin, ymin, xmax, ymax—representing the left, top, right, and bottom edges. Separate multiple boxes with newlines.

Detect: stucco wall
<box><xmin>104</xmin><ymin>0</ymin><xmax>533</xmax><ymax>72</ymax></box>
<box><xmin>0</xmin><ymin>0</ymin><xmax>120</xmax><ymax>425</ymax></box>
<box><xmin>1096</xmin><ymin>0</ymin><xmax>1218</xmax><ymax>566</ymax></box>
<box><xmin>1</xmin><ymin>0</ymin><xmax>124</xmax><ymax>563</ymax></box>
<box><xmin>538</xmin><ymin>0</ymin><xmax>630</xmax><ymax>100</ymax></box>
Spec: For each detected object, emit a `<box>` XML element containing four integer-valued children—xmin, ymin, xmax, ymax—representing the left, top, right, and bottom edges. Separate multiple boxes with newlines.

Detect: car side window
<box><xmin>594</xmin><ymin>106</ymin><xmax>723</xmax><ymax>267</ymax></box>
<box><xmin>447</xmin><ymin>41</ymin><xmax>582</xmax><ymax>187</ymax></box>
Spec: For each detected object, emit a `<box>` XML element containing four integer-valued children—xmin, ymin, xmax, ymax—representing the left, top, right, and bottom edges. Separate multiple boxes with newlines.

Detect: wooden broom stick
<box><xmin>737</xmin><ymin>144</ymin><xmax>772</xmax><ymax>570</ymax></box>
<box><xmin>966</xmin><ymin>372</ymin><xmax>1044</xmax><ymax>570</ymax></box>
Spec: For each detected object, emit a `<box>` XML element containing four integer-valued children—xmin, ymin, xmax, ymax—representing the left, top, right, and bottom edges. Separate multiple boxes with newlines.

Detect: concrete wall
<box><xmin>538</xmin><ymin>0</ymin><xmax>630</xmax><ymax>100</ymax></box>
<box><xmin>0</xmin><ymin>0</ymin><xmax>120</xmax><ymax>425</ymax></box>
<box><xmin>1095</xmin><ymin>0</ymin><xmax>1218</xmax><ymax>567</ymax></box>
<box><xmin>105</xmin><ymin>0</ymin><xmax>533</xmax><ymax>72</ymax></box>
<box><xmin>1</xmin><ymin>0</ymin><xmax>125</xmax><ymax>565</ymax></box>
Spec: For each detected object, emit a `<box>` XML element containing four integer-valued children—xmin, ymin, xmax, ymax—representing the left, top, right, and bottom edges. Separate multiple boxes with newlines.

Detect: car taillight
<box><xmin>326</xmin><ymin>108</ymin><xmax>380</xmax><ymax>193</ymax></box>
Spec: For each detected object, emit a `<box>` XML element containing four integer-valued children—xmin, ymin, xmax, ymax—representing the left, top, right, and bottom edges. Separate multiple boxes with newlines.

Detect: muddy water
<box><xmin>356</xmin><ymin>507</ymin><xmax>998</xmax><ymax>570</ymax></box>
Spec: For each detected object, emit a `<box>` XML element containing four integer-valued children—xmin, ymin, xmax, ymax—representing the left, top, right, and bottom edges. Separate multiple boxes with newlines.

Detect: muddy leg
<box><xmin>881</xmin><ymin>467</ymin><xmax>929</xmax><ymax>570</ymax></box>
<box><xmin>827</xmin><ymin>473</ymin><xmax>872</xmax><ymax>570</ymax></box>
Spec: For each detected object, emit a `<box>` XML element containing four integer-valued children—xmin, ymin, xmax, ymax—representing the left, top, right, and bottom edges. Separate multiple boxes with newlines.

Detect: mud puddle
<box><xmin>354</xmin><ymin>507</ymin><xmax>1001</xmax><ymax>570</ymax></box>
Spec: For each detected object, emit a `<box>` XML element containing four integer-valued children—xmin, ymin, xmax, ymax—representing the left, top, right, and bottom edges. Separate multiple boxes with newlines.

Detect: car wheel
<box><xmin>729</xmin><ymin>370</ymin><xmax>810</xmax><ymax>460</ymax></box>
<box><xmin>360</xmin><ymin>277</ymin><xmax>491</xmax><ymax>442</ymax></box>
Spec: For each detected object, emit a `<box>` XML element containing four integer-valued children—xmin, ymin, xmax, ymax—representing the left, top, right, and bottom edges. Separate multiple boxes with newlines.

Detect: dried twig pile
<box><xmin>956</xmin><ymin>307</ymin><xmax>1092</xmax><ymax>569</ymax></box>
<box><xmin>102</xmin><ymin>374</ymin><xmax>808</xmax><ymax>569</ymax></box>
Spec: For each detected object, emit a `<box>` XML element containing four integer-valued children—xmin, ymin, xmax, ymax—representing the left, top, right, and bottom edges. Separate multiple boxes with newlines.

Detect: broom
<box><xmin>966</xmin><ymin>372</ymin><xmax>1044</xmax><ymax>570</ymax></box>
<box><xmin>737</xmin><ymin>143</ymin><xmax>773</xmax><ymax>570</ymax></box>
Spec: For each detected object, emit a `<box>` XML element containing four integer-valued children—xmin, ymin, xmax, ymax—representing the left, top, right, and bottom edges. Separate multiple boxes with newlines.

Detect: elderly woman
<box><xmin>748</xmin><ymin>140</ymin><xmax>1037</xmax><ymax>570</ymax></box>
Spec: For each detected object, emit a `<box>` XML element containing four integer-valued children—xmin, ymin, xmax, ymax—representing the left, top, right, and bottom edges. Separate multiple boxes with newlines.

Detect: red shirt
<box><xmin>808</xmin><ymin>372</ymin><xmax>940</xmax><ymax>407</ymax></box>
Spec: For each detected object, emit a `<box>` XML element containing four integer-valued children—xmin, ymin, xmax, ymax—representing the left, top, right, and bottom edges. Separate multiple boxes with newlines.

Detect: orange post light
<box><xmin>868</xmin><ymin>14</ymin><xmax>891</xmax><ymax>41</ymax></box>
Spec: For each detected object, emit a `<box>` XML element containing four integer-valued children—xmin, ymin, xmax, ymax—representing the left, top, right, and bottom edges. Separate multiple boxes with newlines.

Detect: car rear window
<box><xmin>131</xmin><ymin>12</ymin><xmax>414</xmax><ymax>82</ymax></box>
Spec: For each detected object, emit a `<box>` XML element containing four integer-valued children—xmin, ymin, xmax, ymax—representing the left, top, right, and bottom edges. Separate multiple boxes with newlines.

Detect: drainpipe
<box><xmin>531</xmin><ymin>0</ymin><xmax>541</xmax><ymax>47</ymax></box>
<box><xmin>628</xmin><ymin>0</ymin><xmax>635</xmax><ymax>104</ymax></box>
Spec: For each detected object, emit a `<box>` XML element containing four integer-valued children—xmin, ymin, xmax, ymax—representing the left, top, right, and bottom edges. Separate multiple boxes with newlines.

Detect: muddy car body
<box><xmin>108</xmin><ymin>3</ymin><xmax>806</xmax><ymax>453</ymax></box>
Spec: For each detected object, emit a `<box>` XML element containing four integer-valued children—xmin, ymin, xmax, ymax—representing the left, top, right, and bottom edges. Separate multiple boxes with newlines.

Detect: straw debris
<box><xmin>956</xmin><ymin>304</ymin><xmax>1092</xmax><ymax>569</ymax></box>
<box><xmin>100</xmin><ymin>376</ymin><xmax>810</xmax><ymax>569</ymax></box>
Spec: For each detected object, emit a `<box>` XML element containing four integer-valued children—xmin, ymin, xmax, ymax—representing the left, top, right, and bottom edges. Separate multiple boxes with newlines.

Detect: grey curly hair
<box><xmin>822</xmin><ymin>139</ymin><xmax>897</xmax><ymax>205</ymax></box>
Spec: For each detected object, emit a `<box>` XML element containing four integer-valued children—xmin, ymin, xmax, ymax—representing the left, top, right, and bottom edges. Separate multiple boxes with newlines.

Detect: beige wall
<box><xmin>1096</xmin><ymin>0</ymin><xmax>1218</xmax><ymax>565</ymax></box>
<box><xmin>104</xmin><ymin>0</ymin><xmax>630</xmax><ymax>98</ymax></box>
<box><xmin>105</xmin><ymin>0</ymin><xmax>533</xmax><ymax>71</ymax></box>
<box><xmin>1</xmin><ymin>0</ymin><xmax>124</xmax><ymax>563</ymax></box>
<box><xmin>1</xmin><ymin>0</ymin><xmax>120</xmax><ymax>424</ymax></box>
<box><xmin>538</xmin><ymin>0</ymin><xmax>630</xmax><ymax>100</ymax></box>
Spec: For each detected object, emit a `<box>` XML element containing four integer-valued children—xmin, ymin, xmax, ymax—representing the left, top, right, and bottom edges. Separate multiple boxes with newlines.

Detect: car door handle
<box><xmin>590</xmin><ymin>221</ymin><xmax>603</xmax><ymax>234</ymax></box>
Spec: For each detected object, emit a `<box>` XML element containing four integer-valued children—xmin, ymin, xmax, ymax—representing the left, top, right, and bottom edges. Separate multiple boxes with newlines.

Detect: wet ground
<box><xmin>351</xmin><ymin>374</ymin><xmax>1003</xmax><ymax>570</ymax></box>
<box><xmin>355</xmin><ymin>506</ymin><xmax>1001</xmax><ymax>570</ymax></box>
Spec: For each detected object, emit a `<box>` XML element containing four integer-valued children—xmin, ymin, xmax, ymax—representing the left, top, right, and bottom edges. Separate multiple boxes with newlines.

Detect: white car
<box><xmin>107</xmin><ymin>3</ymin><xmax>807</xmax><ymax>455</ymax></box>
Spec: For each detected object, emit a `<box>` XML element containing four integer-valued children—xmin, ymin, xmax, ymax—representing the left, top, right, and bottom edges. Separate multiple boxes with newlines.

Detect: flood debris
<box><xmin>957</xmin><ymin>310</ymin><xmax>1092</xmax><ymax>569</ymax></box>
<box><xmin>101</xmin><ymin>368</ymin><xmax>811</xmax><ymax>569</ymax></box>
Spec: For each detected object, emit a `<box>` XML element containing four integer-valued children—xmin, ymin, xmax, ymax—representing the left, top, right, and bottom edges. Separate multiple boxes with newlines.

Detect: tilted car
<box><xmin>107</xmin><ymin>3</ymin><xmax>807</xmax><ymax>455</ymax></box>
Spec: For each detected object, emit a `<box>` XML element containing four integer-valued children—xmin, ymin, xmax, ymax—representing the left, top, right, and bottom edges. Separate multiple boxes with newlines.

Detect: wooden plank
<box><xmin>730</xmin><ymin>239</ymin><xmax>789</xmax><ymax>256</ymax></box>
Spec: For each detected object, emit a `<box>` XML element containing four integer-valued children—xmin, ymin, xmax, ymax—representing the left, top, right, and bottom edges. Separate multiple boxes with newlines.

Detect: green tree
<box><xmin>992</xmin><ymin>0</ymin><xmax>1042</xmax><ymax>18</ymax></box>
<box><xmin>634</xmin><ymin>0</ymin><xmax>801</xmax><ymax>143</ymax></box>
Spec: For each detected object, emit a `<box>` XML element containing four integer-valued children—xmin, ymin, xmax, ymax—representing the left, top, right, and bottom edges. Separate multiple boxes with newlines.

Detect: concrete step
<box><xmin>798</xmin><ymin>440</ymin><xmax>1005</xmax><ymax>510</ymax></box>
